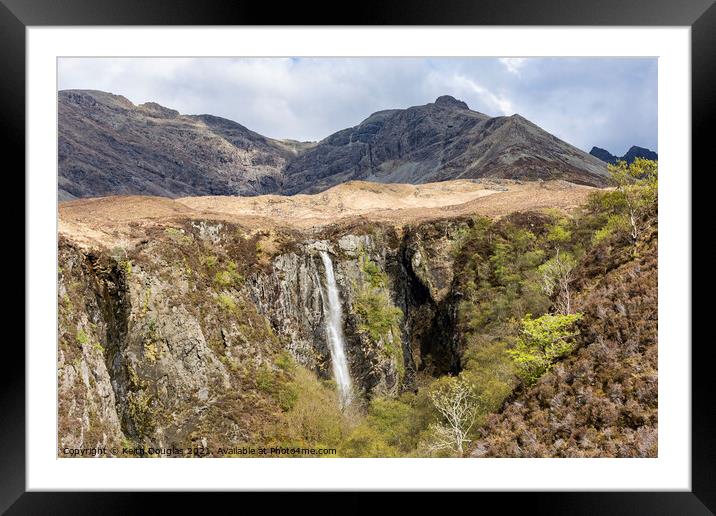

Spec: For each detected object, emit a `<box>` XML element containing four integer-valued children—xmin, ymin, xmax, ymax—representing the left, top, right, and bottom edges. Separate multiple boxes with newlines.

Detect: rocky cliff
<box><xmin>59</xmin><ymin>90</ymin><xmax>609</xmax><ymax>200</ymax></box>
<box><xmin>58</xmin><ymin>212</ymin><xmax>469</xmax><ymax>453</ymax></box>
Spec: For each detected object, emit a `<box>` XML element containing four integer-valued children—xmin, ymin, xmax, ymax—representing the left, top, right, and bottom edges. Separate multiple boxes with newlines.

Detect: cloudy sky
<box><xmin>58</xmin><ymin>57</ymin><xmax>657</xmax><ymax>155</ymax></box>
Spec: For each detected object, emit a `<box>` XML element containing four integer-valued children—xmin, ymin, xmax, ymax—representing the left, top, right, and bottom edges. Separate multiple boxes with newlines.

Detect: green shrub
<box><xmin>341</xmin><ymin>393</ymin><xmax>431</xmax><ymax>457</ymax></box>
<box><xmin>164</xmin><ymin>227</ymin><xmax>193</xmax><ymax>244</ymax></box>
<box><xmin>213</xmin><ymin>260</ymin><xmax>243</xmax><ymax>288</ymax></box>
<box><xmin>507</xmin><ymin>312</ymin><xmax>583</xmax><ymax>385</ymax></box>
<box><xmin>592</xmin><ymin>213</ymin><xmax>631</xmax><ymax>245</ymax></box>
<box><xmin>354</xmin><ymin>290</ymin><xmax>402</xmax><ymax>343</ymax></box>
<box><xmin>353</xmin><ymin>289</ymin><xmax>404</xmax><ymax>376</ymax></box>
<box><xmin>201</xmin><ymin>255</ymin><xmax>218</xmax><ymax>268</ymax></box>
<box><xmin>341</xmin><ymin>423</ymin><xmax>400</xmax><ymax>457</ymax></box>
<box><xmin>76</xmin><ymin>328</ymin><xmax>89</xmax><ymax>346</ymax></box>
<box><xmin>546</xmin><ymin>217</ymin><xmax>572</xmax><ymax>244</ymax></box>
<box><xmin>461</xmin><ymin>336</ymin><xmax>516</xmax><ymax>418</ymax></box>
<box><xmin>276</xmin><ymin>367</ymin><xmax>346</xmax><ymax>447</ymax></box>
<box><xmin>274</xmin><ymin>350</ymin><xmax>295</xmax><ymax>372</ymax></box>
<box><xmin>217</xmin><ymin>293</ymin><xmax>237</xmax><ymax>311</ymax></box>
<box><xmin>257</xmin><ymin>362</ymin><xmax>298</xmax><ymax>412</ymax></box>
<box><xmin>358</xmin><ymin>251</ymin><xmax>388</xmax><ymax>289</ymax></box>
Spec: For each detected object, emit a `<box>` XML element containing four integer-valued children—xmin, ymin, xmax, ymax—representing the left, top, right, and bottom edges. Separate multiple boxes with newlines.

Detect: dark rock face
<box><xmin>434</xmin><ymin>95</ymin><xmax>470</xmax><ymax>110</ymax></box>
<box><xmin>59</xmin><ymin>91</ymin><xmax>610</xmax><ymax>200</ymax></box>
<box><xmin>589</xmin><ymin>146</ymin><xmax>618</xmax><ymax>164</ymax></box>
<box><xmin>622</xmin><ymin>145</ymin><xmax>658</xmax><ymax>164</ymax></box>
<box><xmin>590</xmin><ymin>145</ymin><xmax>658</xmax><ymax>165</ymax></box>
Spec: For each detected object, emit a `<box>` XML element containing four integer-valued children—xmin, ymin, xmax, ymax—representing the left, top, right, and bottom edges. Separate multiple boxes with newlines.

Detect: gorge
<box><xmin>58</xmin><ymin>175</ymin><xmax>658</xmax><ymax>457</ymax></box>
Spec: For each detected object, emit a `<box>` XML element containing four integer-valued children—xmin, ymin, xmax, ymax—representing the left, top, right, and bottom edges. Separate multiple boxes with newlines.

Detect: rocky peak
<box><xmin>589</xmin><ymin>145</ymin><xmax>658</xmax><ymax>165</ymax></box>
<box><xmin>622</xmin><ymin>145</ymin><xmax>658</xmax><ymax>163</ymax></box>
<box><xmin>434</xmin><ymin>95</ymin><xmax>469</xmax><ymax>110</ymax></box>
<box><xmin>61</xmin><ymin>89</ymin><xmax>135</xmax><ymax>111</ymax></box>
<box><xmin>139</xmin><ymin>102</ymin><xmax>179</xmax><ymax>118</ymax></box>
<box><xmin>589</xmin><ymin>146</ymin><xmax>617</xmax><ymax>164</ymax></box>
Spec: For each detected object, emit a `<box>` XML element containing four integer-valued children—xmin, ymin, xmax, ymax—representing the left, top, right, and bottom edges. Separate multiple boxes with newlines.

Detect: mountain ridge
<box><xmin>589</xmin><ymin>145</ymin><xmax>658</xmax><ymax>165</ymax></box>
<box><xmin>58</xmin><ymin>90</ymin><xmax>609</xmax><ymax>200</ymax></box>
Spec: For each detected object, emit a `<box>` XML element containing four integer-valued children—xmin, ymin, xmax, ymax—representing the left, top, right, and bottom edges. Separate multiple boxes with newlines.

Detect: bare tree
<box><xmin>426</xmin><ymin>376</ymin><xmax>480</xmax><ymax>457</ymax></box>
<box><xmin>538</xmin><ymin>249</ymin><xmax>576</xmax><ymax>315</ymax></box>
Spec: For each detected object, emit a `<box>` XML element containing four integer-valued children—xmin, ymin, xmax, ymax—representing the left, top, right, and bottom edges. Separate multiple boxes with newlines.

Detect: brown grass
<box><xmin>59</xmin><ymin>179</ymin><xmax>600</xmax><ymax>249</ymax></box>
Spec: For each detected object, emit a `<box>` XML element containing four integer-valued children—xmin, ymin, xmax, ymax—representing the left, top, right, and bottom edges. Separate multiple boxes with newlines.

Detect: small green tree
<box><xmin>607</xmin><ymin>158</ymin><xmax>658</xmax><ymax>243</ymax></box>
<box><xmin>546</xmin><ymin>216</ymin><xmax>572</xmax><ymax>245</ymax></box>
<box><xmin>507</xmin><ymin>313</ymin><xmax>583</xmax><ymax>385</ymax></box>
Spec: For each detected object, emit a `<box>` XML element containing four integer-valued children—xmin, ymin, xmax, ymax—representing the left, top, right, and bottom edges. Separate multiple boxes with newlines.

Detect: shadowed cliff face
<box><xmin>58</xmin><ymin>91</ymin><xmax>609</xmax><ymax>201</ymax></box>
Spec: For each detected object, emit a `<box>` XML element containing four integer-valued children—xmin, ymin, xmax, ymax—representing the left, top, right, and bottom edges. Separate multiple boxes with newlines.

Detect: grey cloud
<box><xmin>58</xmin><ymin>57</ymin><xmax>657</xmax><ymax>154</ymax></box>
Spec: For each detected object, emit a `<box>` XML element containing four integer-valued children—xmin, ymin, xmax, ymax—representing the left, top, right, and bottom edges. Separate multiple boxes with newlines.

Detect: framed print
<box><xmin>4</xmin><ymin>0</ymin><xmax>713</xmax><ymax>511</ymax></box>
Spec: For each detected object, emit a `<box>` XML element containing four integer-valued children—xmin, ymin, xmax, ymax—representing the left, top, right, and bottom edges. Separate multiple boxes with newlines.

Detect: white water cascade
<box><xmin>318</xmin><ymin>251</ymin><xmax>353</xmax><ymax>406</ymax></box>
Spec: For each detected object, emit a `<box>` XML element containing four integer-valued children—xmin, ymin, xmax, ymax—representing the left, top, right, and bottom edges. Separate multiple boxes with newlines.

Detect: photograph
<box><xmin>56</xmin><ymin>56</ymin><xmax>660</xmax><ymax>459</ymax></box>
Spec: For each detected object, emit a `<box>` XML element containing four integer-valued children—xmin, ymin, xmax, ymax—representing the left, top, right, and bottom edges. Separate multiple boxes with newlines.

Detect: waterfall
<box><xmin>318</xmin><ymin>251</ymin><xmax>353</xmax><ymax>406</ymax></box>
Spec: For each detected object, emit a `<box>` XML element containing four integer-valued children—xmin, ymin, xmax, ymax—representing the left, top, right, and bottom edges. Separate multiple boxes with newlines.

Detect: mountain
<box><xmin>58</xmin><ymin>90</ymin><xmax>311</xmax><ymax>201</ymax></box>
<box><xmin>589</xmin><ymin>145</ymin><xmax>658</xmax><ymax>165</ymax></box>
<box><xmin>58</xmin><ymin>90</ymin><xmax>609</xmax><ymax>200</ymax></box>
<box><xmin>589</xmin><ymin>147</ymin><xmax>618</xmax><ymax>164</ymax></box>
<box><xmin>282</xmin><ymin>95</ymin><xmax>609</xmax><ymax>193</ymax></box>
<box><xmin>622</xmin><ymin>145</ymin><xmax>658</xmax><ymax>163</ymax></box>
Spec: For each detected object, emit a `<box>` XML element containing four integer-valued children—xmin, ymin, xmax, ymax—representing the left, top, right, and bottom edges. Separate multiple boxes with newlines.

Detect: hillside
<box><xmin>57</xmin><ymin>169</ymin><xmax>658</xmax><ymax>458</ymax></box>
<box><xmin>58</xmin><ymin>179</ymin><xmax>596</xmax><ymax>247</ymax></box>
<box><xmin>58</xmin><ymin>90</ymin><xmax>311</xmax><ymax>201</ymax></box>
<box><xmin>471</xmin><ymin>215</ymin><xmax>657</xmax><ymax>457</ymax></box>
<box><xmin>58</xmin><ymin>91</ymin><xmax>609</xmax><ymax>200</ymax></box>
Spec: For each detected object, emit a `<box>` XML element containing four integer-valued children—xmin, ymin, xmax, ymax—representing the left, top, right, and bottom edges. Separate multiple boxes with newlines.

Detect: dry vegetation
<box><xmin>59</xmin><ymin>179</ymin><xmax>596</xmax><ymax>249</ymax></box>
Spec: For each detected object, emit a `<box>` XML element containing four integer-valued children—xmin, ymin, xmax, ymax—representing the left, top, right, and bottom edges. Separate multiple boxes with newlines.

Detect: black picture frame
<box><xmin>3</xmin><ymin>0</ymin><xmax>711</xmax><ymax>512</ymax></box>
